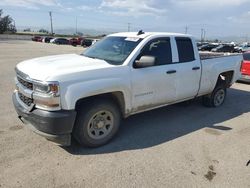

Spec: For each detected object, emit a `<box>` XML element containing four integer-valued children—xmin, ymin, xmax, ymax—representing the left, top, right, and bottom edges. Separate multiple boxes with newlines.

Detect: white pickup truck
<box><xmin>13</xmin><ymin>32</ymin><xmax>243</xmax><ymax>147</ymax></box>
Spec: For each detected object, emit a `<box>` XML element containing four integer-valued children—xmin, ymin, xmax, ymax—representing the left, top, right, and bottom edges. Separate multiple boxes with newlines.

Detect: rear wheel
<box><xmin>202</xmin><ymin>86</ymin><xmax>227</xmax><ymax>107</ymax></box>
<box><xmin>73</xmin><ymin>99</ymin><xmax>121</xmax><ymax>147</ymax></box>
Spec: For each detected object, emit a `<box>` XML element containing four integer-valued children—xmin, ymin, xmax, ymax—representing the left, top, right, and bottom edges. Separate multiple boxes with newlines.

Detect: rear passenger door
<box><xmin>174</xmin><ymin>37</ymin><xmax>201</xmax><ymax>101</ymax></box>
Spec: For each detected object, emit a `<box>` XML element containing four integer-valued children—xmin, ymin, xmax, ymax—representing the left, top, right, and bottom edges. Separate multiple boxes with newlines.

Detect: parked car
<box><xmin>69</xmin><ymin>37</ymin><xmax>83</xmax><ymax>46</ymax></box>
<box><xmin>32</xmin><ymin>36</ymin><xmax>42</xmax><ymax>42</ymax></box>
<box><xmin>235</xmin><ymin>44</ymin><xmax>250</xmax><ymax>53</ymax></box>
<box><xmin>211</xmin><ymin>44</ymin><xmax>235</xmax><ymax>53</ymax></box>
<box><xmin>234</xmin><ymin>46</ymin><xmax>242</xmax><ymax>53</ymax></box>
<box><xmin>92</xmin><ymin>39</ymin><xmax>99</xmax><ymax>45</ymax></box>
<box><xmin>198</xmin><ymin>43</ymin><xmax>219</xmax><ymax>51</ymax></box>
<box><xmin>13</xmin><ymin>32</ymin><xmax>243</xmax><ymax>147</ymax></box>
<box><xmin>197</xmin><ymin>42</ymin><xmax>208</xmax><ymax>47</ymax></box>
<box><xmin>52</xmin><ymin>38</ymin><xmax>69</xmax><ymax>45</ymax></box>
<box><xmin>81</xmin><ymin>38</ymin><xmax>93</xmax><ymax>47</ymax></box>
<box><xmin>238</xmin><ymin>51</ymin><xmax>250</xmax><ymax>82</ymax></box>
<box><xmin>50</xmin><ymin>38</ymin><xmax>56</xmax><ymax>43</ymax></box>
<box><xmin>42</xmin><ymin>37</ymin><xmax>54</xmax><ymax>43</ymax></box>
<box><xmin>196</xmin><ymin>42</ymin><xmax>203</xmax><ymax>47</ymax></box>
<box><xmin>37</xmin><ymin>37</ymin><xmax>44</xmax><ymax>42</ymax></box>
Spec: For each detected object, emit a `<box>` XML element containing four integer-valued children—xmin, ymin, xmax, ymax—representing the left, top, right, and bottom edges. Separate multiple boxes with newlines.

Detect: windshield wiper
<box><xmin>82</xmin><ymin>54</ymin><xmax>106</xmax><ymax>61</ymax></box>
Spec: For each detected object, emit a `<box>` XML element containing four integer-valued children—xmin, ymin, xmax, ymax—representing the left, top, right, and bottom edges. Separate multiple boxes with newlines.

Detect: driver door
<box><xmin>130</xmin><ymin>37</ymin><xmax>177</xmax><ymax>112</ymax></box>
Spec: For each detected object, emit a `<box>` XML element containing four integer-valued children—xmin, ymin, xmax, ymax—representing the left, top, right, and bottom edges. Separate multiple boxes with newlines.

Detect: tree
<box><xmin>0</xmin><ymin>9</ymin><xmax>16</xmax><ymax>34</ymax></box>
<box><xmin>23</xmin><ymin>28</ymin><xmax>31</xmax><ymax>32</ymax></box>
<box><xmin>39</xmin><ymin>28</ymin><xmax>49</xmax><ymax>33</ymax></box>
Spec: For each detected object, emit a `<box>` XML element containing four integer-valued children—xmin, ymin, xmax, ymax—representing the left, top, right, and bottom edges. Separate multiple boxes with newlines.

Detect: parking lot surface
<box><xmin>0</xmin><ymin>40</ymin><xmax>250</xmax><ymax>188</ymax></box>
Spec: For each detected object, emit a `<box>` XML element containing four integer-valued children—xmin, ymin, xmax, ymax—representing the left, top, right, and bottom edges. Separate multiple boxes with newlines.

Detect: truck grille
<box><xmin>17</xmin><ymin>76</ymin><xmax>33</xmax><ymax>90</ymax></box>
<box><xmin>18</xmin><ymin>92</ymin><xmax>33</xmax><ymax>106</ymax></box>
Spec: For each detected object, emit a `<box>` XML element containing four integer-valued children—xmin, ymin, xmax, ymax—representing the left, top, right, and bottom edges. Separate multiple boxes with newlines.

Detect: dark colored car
<box><xmin>197</xmin><ymin>42</ymin><xmax>208</xmax><ymax>47</ymax></box>
<box><xmin>53</xmin><ymin>38</ymin><xmax>69</xmax><ymax>45</ymax></box>
<box><xmin>43</xmin><ymin>37</ymin><xmax>54</xmax><ymax>43</ymax></box>
<box><xmin>32</xmin><ymin>36</ymin><xmax>42</xmax><ymax>42</ymax></box>
<box><xmin>211</xmin><ymin>44</ymin><xmax>234</xmax><ymax>53</ymax></box>
<box><xmin>199</xmin><ymin>44</ymin><xmax>219</xmax><ymax>51</ymax></box>
<box><xmin>69</xmin><ymin>37</ymin><xmax>84</xmax><ymax>46</ymax></box>
<box><xmin>81</xmin><ymin>38</ymin><xmax>93</xmax><ymax>47</ymax></box>
<box><xmin>234</xmin><ymin>46</ymin><xmax>242</xmax><ymax>53</ymax></box>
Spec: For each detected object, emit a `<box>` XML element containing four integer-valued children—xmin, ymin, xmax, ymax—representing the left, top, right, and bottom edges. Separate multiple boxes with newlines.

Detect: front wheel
<box><xmin>202</xmin><ymin>86</ymin><xmax>227</xmax><ymax>107</ymax></box>
<box><xmin>73</xmin><ymin>99</ymin><xmax>121</xmax><ymax>147</ymax></box>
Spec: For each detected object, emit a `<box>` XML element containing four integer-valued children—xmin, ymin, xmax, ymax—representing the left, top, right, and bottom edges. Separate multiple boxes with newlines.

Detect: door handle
<box><xmin>192</xmin><ymin>66</ymin><xmax>200</xmax><ymax>70</ymax></box>
<box><xmin>166</xmin><ymin>70</ymin><xmax>177</xmax><ymax>74</ymax></box>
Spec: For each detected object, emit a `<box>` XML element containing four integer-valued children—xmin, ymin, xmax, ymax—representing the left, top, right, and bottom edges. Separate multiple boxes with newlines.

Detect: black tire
<box><xmin>202</xmin><ymin>85</ymin><xmax>227</xmax><ymax>107</ymax></box>
<box><xmin>73</xmin><ymin>99</ymin><xmax>121</xmax><ymax>147</ymax></box>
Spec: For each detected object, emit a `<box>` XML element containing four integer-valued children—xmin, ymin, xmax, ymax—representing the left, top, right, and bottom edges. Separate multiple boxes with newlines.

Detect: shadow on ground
<box><xmin>63</xmin><ymin>87</ymin><xmax>250</xmax><ymax>155</ymax></box>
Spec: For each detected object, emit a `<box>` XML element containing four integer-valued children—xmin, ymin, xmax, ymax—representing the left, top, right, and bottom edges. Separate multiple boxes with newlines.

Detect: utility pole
<box><xmin>76</xmin><ymin>16</ymin><xmax>78</xmax><ymax>35</ymax></box>
<box><xmin>201</xmin><ymin>28</ymin><xmax>204</xmax><ymax>42</ymax></box>
<box><xmin>127</xmin><ymin>23</ymin><xmax>131</xmax><ymax>32</ymax></box>
<box><xmin>203</xmin><ymin>29</ymin><xmax>206</xmax><ymax>41</ymax></box>
<box><xmin>49</xmin><ymin>11</ymin><xmax>54</xmax><ymax>35</ymax></box>
<box><xmin>185</xmin><ymin>26</ymin><xmax>188</xmax><ymax>34</ymax></box>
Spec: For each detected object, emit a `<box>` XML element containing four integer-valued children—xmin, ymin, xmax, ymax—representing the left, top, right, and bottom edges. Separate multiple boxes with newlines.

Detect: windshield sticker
<box><xmin>125</xmin><ymin>37</ymin><xmax>140</xmax><ymax>42</ymax></box>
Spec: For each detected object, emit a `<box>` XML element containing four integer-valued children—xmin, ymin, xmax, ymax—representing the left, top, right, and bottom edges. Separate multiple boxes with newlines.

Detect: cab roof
<box><xmin>109</xmin><ymin>32</ymin><xmax>191</xmax><ymax>39</ymax></box>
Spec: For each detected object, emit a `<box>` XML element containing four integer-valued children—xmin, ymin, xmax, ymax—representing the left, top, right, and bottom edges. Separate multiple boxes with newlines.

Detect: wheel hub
<box><xmin>87</xmin><ymin>110</ymin><xmax>114</xmax><ymax>140</ymax></box>
<box><xmin>95</xmin><ymin>120</ymin><xmax>105</xmax><ymax>129</ymax></box>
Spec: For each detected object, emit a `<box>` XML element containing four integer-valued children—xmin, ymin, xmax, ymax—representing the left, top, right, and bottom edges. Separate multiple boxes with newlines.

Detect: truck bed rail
<box><xmin>200</xmin><ymin>52</ymin><xmax>241</xmax><ymax>60</ymax></box>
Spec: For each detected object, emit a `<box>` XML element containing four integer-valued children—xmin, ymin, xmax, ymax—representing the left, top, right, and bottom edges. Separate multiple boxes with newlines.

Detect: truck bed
<box><xmin>198</xmin><ymin>53</ymin><xmax>242</xmax><ymax>97</ymax></box>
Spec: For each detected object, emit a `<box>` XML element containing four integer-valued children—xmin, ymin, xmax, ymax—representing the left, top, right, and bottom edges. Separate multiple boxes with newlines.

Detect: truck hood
<box><xmin>16</xmin><ymin>54</ymin><xmax>113</xmax><ymax>81</ymax></box>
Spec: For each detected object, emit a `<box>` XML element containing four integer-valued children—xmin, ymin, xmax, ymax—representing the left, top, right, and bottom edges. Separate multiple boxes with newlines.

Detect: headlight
<box><xmin>33</xmin><ymin>81</ymin><xmax>60</xmax><ymax>111</ymax></box>
<box><xmin>33</xmin><ymin>81</ymin><xmax>60</xmax><ymax>96</ymax></box>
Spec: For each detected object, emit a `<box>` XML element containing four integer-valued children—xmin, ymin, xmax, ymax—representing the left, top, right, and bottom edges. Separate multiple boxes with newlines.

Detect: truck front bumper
<box><xmin>12</xmin><ymin>93</ymin><xmax>76</xmax><ymax>146</ymax></box>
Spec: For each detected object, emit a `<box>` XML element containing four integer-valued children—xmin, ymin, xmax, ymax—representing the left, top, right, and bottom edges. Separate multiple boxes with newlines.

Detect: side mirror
<box><xmin>135</xmin><ymin>56</ymin><xmax>156</xmax><ymax>68</ymax></box>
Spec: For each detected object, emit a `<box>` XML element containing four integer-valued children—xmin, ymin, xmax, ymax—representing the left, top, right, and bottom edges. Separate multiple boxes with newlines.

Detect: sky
<box><xmin>0</xmin><ymin>0</ymin><xmax>250</xmax><ymax>39</ymax></box>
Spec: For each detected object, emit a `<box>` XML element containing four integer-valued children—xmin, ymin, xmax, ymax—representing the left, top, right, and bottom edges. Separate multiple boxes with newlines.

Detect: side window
<box><xmin>138</xmin><ymin>38</ymin><xmax>172</xmax><ymax>66</ymax></box>
<box><xmin>175</xmin><ymin>37</ymin><xmax>195</xmax><ymax>63</ymax></box>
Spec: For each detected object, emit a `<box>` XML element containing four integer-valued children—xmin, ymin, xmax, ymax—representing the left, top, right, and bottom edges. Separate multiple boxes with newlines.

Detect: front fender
<box><xmin>60</xmin><ymin>78</ymin><xmax>132</xmax><ymax>113</ymax></box>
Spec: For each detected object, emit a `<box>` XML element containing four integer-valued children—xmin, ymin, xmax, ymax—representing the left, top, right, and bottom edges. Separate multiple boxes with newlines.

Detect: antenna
<box><xmin>137</xmin><ymin>30</ymin><xmax>144</xmax><ymax>35</ymax></box>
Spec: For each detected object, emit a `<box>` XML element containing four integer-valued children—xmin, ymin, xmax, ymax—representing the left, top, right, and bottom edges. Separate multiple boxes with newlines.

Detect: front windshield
<box><xmin>82</xmin><ymin>36</ymin><xmax>142</xmax><ymax>65</ymax></box>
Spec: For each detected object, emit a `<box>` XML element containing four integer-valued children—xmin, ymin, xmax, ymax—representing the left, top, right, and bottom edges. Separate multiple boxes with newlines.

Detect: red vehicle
<box><xmin>69</xmin><ymin>37</ymin><xmax>84</xmax><ymax>46</ymax></box>
<box><xmin>37</xmin><ymin>37</ymin><xmax>43</xmax><ymax>42</ymax></box>
<box><xmin>239</xmin><ymin>51</ymin><xmax>250</xmax><ymax>82</ymax></box>
<box><xmin>31</xmin><ymin>36</ymin><xmax>42</xmax><ymax>42</ymax></box>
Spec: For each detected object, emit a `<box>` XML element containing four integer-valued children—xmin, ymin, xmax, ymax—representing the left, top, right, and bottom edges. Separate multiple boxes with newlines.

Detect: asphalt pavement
<box><xmin>0</xmin><ymin>40</ymin><xmax>250</xmax><ymax>188</ymax></box>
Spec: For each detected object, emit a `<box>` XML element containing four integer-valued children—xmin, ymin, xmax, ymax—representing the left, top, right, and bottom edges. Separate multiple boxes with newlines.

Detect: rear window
<box><xmin>175</xmin><ymin>37</ymin><xmax>195</xmax><ymax>63</ymax></box>
<box><xmin>243</xmin><ymin>53</ymin><xmax>250</xmax><ymax>61</ymax></box>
